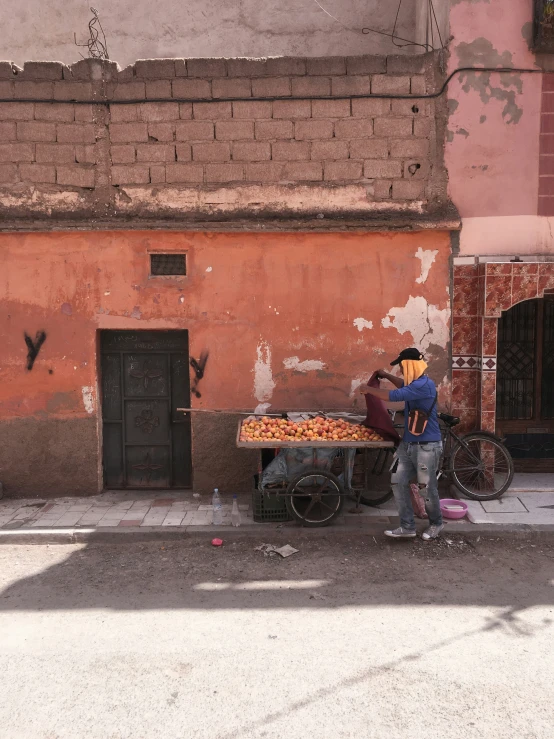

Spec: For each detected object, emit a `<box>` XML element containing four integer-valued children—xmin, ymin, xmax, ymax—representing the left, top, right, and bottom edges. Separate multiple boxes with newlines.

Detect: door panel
<box><xmin>125</xmin><ymin>400</ymin><xmax>170</xmax><ymax>444</ymax></box>
<box><xmin>126</xmin><ymin>447</ymin><xmax>170</xmax><ymax>488</ymax></box>
<box><xmin>124</xmin><ymin>354</ymin><xmax>169</xmax><ymax>397</ymax></box>
<box><xmin>101</xmin><ymin>330</ymin><xmax>191</xmax><ymax>489</ymax></box>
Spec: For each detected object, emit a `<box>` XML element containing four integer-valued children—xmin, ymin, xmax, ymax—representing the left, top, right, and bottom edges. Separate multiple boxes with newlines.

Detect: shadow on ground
<box><xmin>0</xmin><ymin>533</ymin><xmax>552</xmax><ymax>620</ymax></box>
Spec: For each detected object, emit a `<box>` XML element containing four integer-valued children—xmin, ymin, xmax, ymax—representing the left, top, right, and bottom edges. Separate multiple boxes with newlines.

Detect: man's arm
<box><xmin>358</xmin><ymin>385</ymin><xmax>390</xmax><ymax>401</ymax></box>
<box><xmin>376</xmin><ymin>369</ymin><xmax>403</xmax><ymax>389</ymax></box>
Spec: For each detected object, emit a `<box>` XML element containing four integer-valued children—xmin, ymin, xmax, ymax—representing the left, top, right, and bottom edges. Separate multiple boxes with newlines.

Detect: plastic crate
<box><xmin>252</xmin><ymin>489</ymin><xmax>292</xmax><ymax>523</ymax></box>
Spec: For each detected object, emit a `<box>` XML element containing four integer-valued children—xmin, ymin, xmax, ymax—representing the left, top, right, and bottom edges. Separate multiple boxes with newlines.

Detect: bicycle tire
<box><xmin>450</xmin><ymin>433</ymin><xmax>514</xmax><ymax>501</ymax></box>
<box><xmin>286</xmin><ymin>471</ymin><xmax>344</xmax><ymax>527</ymax></box>
<box><xmin>359</xmin><ymin>489</ymin><xmax>394</xmax><ymax>507</ymax></box>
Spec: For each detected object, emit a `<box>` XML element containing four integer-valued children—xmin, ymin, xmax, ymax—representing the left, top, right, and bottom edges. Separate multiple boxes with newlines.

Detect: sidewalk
<box><xmin>0</xmin><ymin>473</ymin><xmax>554</xmax><ymax>543</ymax></box>
<box><xmin>464</xmin><ymin>474</ymin><xmax>554</xmax><ymax>525</ymax></box>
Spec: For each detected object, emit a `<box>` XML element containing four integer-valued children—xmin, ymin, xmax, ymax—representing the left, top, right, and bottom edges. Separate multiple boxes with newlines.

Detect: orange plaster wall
<box><xmin>0</xmin><ymin>229</ymin><xmax>452</xmax><ymax>421</ymax></box>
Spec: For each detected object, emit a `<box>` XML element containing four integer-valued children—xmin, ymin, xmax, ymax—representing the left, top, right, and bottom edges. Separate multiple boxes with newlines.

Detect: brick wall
<box><xmin>0</xmin><ymin>54</ymin><xmax>447</xmax><ymax>225</ymax></box>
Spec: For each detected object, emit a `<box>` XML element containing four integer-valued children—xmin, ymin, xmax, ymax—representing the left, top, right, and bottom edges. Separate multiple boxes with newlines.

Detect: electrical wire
<box><xmin>0</xmin><ymin>66</ymin><xmax>543</xmax><ymax>106</ymax></box>
<box><xmin>309</xmin><ymin>0</ymin><xmax>443</xmax><ymax>52</ymax></box>
<box><xmin>74</xmin><ymin>7</ymin><xmax>109</xmax><ymax>61</ymax></box>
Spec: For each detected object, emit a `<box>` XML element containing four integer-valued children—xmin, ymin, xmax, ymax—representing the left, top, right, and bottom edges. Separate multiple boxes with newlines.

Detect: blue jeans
<box><xmin>391</xmin><ymin>440</ymin><xmax>443</xmax><ymax>531</ymax></box>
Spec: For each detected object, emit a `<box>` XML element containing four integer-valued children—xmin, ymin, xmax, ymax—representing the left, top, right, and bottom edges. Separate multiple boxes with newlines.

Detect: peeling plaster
<box><xmin>456</xmin><ymin>128</ymin><xmax>470</xmax><ymax>138</ymax></box>
<box><xmin>447</xmin><ymin>99</ymin><xmax>459</xmax><ymax>115</ymax></box>
<box><xmin>455</xmin><ymin>39</ymin><xmax>523</xmax><ymax>124</ymax></box>
<box><xmin>253</xmin><ymin>341</ymin><xmax>275</xmax><ymax>403</ymax></box>
<box><xmin>353</xmin><ymin>318</ymin><xmax>374</xmax><ymax>332</ymax></box>
<box><xmin>414</xmin><ymin>247</ymin><xmax>438</xmax><ymax>284</ymax></box>
<box><xmin>283</xmin><ymin>356</ymin><xmax>327</xmax><ymax>372</ymax></box>
<box><xmin>381</xmin><ymin>295</ymin><xmax>449</xmax><ymax>353</ymax></box>
<box><xmin>479</xmin><ymin>115</ymin><xmax>487</xmax><ymax>123</ymax></box>
<box><xmin>81</xmin><ymin>386</ymin><xmax>94</xmax><ymax>415</ymax></box>
<box><xmin>350</xmin><ymin>374</ymin><xmax>371</xmax><ymax>397</ymax></box>
<box><xmin>521</xmin><ymin>21</ymin><xmax>533</xmax><ymax>46</ymax></box>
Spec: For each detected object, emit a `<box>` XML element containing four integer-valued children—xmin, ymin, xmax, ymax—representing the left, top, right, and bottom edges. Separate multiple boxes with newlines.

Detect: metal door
<box><xmin>100</xmin><ymin>330</ymin><xmax>192</xmax><ymax>488</ymax></box>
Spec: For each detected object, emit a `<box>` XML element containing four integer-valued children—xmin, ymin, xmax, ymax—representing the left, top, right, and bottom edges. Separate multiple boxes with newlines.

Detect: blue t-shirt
<box><xmin>388</xmin><ymin>375</ymin><xmax>441</xmax><ymax>443</ymax></box>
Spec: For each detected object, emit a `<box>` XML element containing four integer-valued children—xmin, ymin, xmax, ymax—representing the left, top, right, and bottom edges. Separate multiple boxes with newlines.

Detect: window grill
<box><xmin>150</xmin><ymin>253</ymin><xmax>186</xmax><ymax>276</ymax></box>
<box><xmin>534</xmin><ymin>0</ymin><xmax>554</xmax><ymax>52</ymax></box>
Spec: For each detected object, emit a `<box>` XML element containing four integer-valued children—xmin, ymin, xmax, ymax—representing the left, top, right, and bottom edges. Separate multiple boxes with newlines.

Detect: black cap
<box><xmin>390</xmin><ymin>347</ymin><xmax>424</xmax><ymax>366</ymax></box>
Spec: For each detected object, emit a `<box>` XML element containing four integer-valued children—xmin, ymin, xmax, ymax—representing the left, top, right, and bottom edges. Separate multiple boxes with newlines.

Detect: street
<box><xmin>0</xmin><ymin>533</ymin><xmax>552</xmax><ymax>738</ymax></box>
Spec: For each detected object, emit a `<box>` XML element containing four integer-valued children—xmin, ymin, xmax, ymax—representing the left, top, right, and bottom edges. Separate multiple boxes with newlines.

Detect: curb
<box><xmin>0</xmin><ymin>522</ymin><xmax>554</xmax><ymax>545</ymax></box>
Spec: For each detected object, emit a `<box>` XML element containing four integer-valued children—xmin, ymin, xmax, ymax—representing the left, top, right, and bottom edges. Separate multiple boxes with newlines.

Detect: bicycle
<box><xmin>359</xmin><ymin>411</ymin><xmax>514</xmax><ymax>507</ymax></box>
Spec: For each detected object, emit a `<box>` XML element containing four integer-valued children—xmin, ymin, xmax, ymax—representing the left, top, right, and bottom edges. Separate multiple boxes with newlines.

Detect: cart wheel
<box><xmin>286</xmin><ymin>471</ymin><xmax>344</xmax><ymax>527</ymax></box>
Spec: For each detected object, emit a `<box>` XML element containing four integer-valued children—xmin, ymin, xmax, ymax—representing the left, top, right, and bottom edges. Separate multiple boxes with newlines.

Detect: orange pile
<box><xmin>239</xmin><ymin>416</ymin><xmax>384</xmax><ymax>443</ymax></box>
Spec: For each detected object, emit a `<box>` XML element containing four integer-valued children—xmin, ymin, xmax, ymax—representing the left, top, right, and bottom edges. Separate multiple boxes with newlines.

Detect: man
<box><xmin>359</xmin><ymin>347</ymin><xmax>444</xmax><ymax>540</ymax></box>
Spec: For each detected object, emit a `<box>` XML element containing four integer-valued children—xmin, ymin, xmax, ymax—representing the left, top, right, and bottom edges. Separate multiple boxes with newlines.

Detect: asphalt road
<box><xmin>0</xmin><ymin>533</ymin><xmax>552</xmax><ymax>739</ymax></box>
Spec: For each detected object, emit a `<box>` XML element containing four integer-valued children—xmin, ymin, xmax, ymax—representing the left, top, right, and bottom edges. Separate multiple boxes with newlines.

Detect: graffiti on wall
<box><xmin>190</xmin><ymin>350</ymin><xmax>209</xmax><ymax>398</ymax></box>
<box><xmin>24</xmin><ymin>331</ymin><xmax>47</xmax><ymax>370</ymax></box>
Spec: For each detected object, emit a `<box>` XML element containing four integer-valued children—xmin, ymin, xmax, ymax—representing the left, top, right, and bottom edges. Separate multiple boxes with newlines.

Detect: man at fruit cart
<box><xmin>358</xmin><ymin>347</ymin><xmax>444</xmax><ymax>541</ymax></box>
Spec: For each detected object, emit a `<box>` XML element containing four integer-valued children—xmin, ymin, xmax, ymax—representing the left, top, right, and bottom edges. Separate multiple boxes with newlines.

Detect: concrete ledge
<box><xmin>1</xmin><ymin>522</ymin><xmax>554</xmax><ymax>545</ymax></box>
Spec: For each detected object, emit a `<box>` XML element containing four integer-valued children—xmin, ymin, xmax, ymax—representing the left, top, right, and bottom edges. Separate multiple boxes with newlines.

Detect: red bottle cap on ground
<box><xmin>211</xmin><ymin>538</ymin><xmax>223</xmax><ymax>547</ymax></box>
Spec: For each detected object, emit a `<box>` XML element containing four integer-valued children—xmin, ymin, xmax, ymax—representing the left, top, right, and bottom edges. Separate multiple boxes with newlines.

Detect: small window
<box><xmin>150</xmin><ymin>253</ymin><xmax>186</xmax><ymax>276</ymax></box>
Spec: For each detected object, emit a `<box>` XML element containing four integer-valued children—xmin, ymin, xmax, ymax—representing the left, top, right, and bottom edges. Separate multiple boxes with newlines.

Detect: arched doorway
<box><xmin>496</xmin><ymin>297</ymin><xmax>554</xmax><ymax>470</ymax></box>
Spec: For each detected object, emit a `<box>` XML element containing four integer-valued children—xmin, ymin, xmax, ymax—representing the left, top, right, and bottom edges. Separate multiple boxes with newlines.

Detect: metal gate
<box><xmin>497</xmin><ymin>298</ymin><xmax>554</xmax><ymax>470</ymax></box>
<box><xmin>100</xmin><ymin>330</ymin><xmax>192</xmax><ymax>489</ymax></box>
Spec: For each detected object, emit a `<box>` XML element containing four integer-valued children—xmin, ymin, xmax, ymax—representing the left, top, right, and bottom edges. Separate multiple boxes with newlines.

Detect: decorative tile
<box><xmin>539</xmin><ymin>273</ymin><xmax>554</xmax><ymax>294</ymax></box>
<box><xmin>482</xmin><ymin>317</ymin><xmax>498</xmax><ymax>357</ymax></box>
<box><xmin>482</xmin><ymin>356</ymin><xmax>497</xmax><ymax>371</ymax></box>
<box><xmin>481</xmin><ymin>411</ymin><xmax>496</xmax><ymax>433</ymax></box>
<box><xmin>512</xmin><ymin>263</ymin><xmax>539</xmax><ymax>275</ymax></box>
<box><xmin>453</xmin><ymin>278</ymin><xmax>479</xmax><ymax>317</ymax></box>
<box><xmin>486</xmin><ymin>263</ymin><xmax>512</xmax><ymax>276</ymax></box>
<box><xmin>454</xmin><ymin>264</ymin><xmax>478</xmax><ymax>278</ymax></box>
<box><xmin>452</xmin><ymin>316</ymin><xmax>479</xmax><ymax>355</ymax></box>
<box><xmin>512</xmin><ymin>274</ymin><xmax>539</xmax><ymax>305</ymax></box>
<box><xmin>477</xmin><ymin>277</ymin><xmax>485</xmax><ymax>317</ymax></box>
<box><xmin>538</xmin><ymin>262</ymin><xmax>554</xmax><ymax>274</ymax></box>
<box><xmin>452</xmin><ymin>356</ymin><xmax>479</xmax><ymax>369</ymax></box>
<box><xmin>485</xmin><ymin>276</ymin><xmax>512</xmax><ymax>317</ymax></box>
<box><xmin>451</xmin><ymin>408</ymin><xmax>477</xmax><ymax>433</ymax></box>
<box><xmin>452</xmin><ymin>369</ymin><xmax>478</xmax><ymax>409</ymax></box>
<box><xmin>481</xmin><ymin>373</ymin><xmax>496</xmax><ymax>412</ymax></box>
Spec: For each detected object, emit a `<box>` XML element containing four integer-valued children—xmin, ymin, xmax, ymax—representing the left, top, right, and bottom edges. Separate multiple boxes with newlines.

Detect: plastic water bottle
<box><xmin>212</xmin><ymin>488</ymin><xmax>223</xmax><ymax>525</ymax></box>
<box><xmin>231</xmin><ymin>494</ymin><xmax>241</xmax><ymax>527</ymax></box>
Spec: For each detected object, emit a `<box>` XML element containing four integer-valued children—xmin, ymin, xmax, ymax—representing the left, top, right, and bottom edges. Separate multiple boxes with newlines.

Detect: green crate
<box><xmin>252</xmin><ymin>489</ymin><xmax>292</xmax><ymax>523</ymax></box>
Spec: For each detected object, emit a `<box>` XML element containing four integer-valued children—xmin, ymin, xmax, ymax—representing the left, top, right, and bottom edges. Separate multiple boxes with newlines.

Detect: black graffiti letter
<box><xmin>190</xmin><ymin>350</ymin><xmax>209</xmax><ymax>398</ymax></box>
<box><xmin>24</xmin><ymin>331</ymin><xmax>47</xmax><ymax>370</ymax></box>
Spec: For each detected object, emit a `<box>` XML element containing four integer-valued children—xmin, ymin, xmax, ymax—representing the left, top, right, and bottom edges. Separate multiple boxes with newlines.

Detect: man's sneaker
<box><xmin>422</xmin><ymin>524</ymin><xmax>444</xmax><ymax>540</ymax></box>
<box><xmin>384</xmin><ymin>527</ymin><xmax>416</xmax><ymax>539</ymax></box>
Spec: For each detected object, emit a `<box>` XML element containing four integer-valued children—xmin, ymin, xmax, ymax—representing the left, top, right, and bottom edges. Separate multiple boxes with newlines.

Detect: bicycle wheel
<box><xmin>450</xmin><ymin>433</ymin><xmax>514</xmax><ymax>501</ymax></box>
<box><xmin>286</xmin><ymin>471</ymin><xmax>344</xmax><ymax>527</ymax></box>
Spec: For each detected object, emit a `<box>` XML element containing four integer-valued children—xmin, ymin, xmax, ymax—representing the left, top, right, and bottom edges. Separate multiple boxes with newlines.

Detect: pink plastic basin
<box><xmin>440</xmin><ymin>498</ymin><xmax>468</xmax><ymax>520</ymax></box>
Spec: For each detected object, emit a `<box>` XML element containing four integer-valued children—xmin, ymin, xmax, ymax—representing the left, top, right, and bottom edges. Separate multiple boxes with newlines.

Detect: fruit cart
<box><xmin>237</xmin><ymin>414</ymin><xmax>396</xmax><ymax>527</ymax></box>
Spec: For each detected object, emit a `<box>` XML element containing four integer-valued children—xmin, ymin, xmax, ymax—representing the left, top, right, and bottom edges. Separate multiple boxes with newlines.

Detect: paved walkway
<box><xmin>1</xmin><ymin>472</ymin><xmax>554</xmax><ymax>537</ymax></box>
<box><xmin>465</xmin><ymin>474</ymin><xmax>554</xmax><ymax>525</ymax></box>
<box><xmin>0</xmin><ymin>490</ymin><xmax>400</xmax><ymax>533</ymax></box>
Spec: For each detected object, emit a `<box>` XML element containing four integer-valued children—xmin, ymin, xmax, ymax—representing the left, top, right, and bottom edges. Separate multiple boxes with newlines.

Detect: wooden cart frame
<box><xmin>236</xmin><ymin>417</ymin><xmax>396</xmax><ymax>527</ymax></box>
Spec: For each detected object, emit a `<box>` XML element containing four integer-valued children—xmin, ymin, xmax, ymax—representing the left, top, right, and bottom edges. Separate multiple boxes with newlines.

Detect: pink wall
<box><xmin>446</xmin><ymin>0</ymin><xmax>541</xmax><ymax>223</ymax></box>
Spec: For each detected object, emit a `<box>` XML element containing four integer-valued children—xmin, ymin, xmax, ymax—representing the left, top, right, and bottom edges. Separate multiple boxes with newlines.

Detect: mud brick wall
<box><xmin>0</xmin><ymin>54</ymin><xmax>447</xmax><ymax>225</ymax></box>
